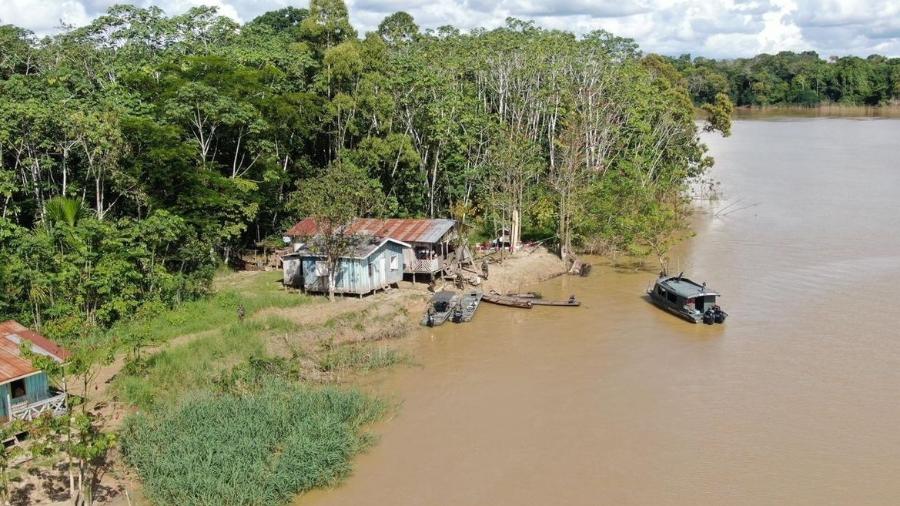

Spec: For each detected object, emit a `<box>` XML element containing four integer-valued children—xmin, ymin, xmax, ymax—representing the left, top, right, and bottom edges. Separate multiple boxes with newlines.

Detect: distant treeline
<box><xmin>669</xmin><ymin>52</ymin><xmax>900</xmax><ymax>107</ymax></box>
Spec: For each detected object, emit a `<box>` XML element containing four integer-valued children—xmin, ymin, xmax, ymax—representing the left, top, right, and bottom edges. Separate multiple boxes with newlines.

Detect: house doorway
<box><xmin>10</xmin><ymin>379</ymin><xmax>26</xmax><ymax>403</ymax></box>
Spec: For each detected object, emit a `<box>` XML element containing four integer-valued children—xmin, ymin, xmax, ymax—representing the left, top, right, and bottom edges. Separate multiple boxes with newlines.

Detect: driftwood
<box><xmin>568</xmin><ymin>258</ymin><xmax>592</xmax><ymax>277</ymax></box>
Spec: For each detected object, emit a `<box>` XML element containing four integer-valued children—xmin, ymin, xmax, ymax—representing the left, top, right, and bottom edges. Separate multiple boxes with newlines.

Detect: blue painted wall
<box><xmin>300</xmin><ymin>241</ymin><xmax>406</xmax><ymax>295</ymax></box>
<box><xmin>0</xmin><ymin>372</ymin><xmax>53</xmax><ymax>418</ymax></box>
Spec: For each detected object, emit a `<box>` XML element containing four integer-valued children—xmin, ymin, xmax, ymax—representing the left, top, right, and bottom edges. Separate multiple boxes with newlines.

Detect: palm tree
<box><xmin>44</xmin><ymin>196</ymin><xmax>84</xmax><ymax>227</ymax></box>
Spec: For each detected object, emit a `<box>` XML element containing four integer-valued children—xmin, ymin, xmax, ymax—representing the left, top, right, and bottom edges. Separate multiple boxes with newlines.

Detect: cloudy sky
<box><xmin>2</xmin><ymin>0</ymin><xmax>899</xmax><ymax>58</ymax></box>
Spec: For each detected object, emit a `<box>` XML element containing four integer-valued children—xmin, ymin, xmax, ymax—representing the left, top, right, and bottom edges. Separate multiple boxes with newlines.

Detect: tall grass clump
<box><xmin>121</xmin><ymin>381</ymin><xmax>385</xmax><ymax>506</ymax></box>
<box><xmin>316</xmin><ymin>341</ymin><xmax>411</xmax><ymax>374</ymax></box>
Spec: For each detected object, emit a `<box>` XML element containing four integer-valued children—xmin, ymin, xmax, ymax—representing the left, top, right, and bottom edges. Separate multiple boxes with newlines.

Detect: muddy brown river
<box><xmin>301</xmin><ymin>117</ymin><xmax>900</xmax><ymax>505</ymax></box>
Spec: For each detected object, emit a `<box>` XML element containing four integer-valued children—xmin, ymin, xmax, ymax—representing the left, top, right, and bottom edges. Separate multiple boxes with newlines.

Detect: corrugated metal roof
<box><xmin>294</xmin><ymin>238</ymin><xmax>412</xmax><ymax>260</ymax></box>
<box><xmin>0</xmin><ymin>321</ymin><xmax>70</xmax><ymax>384</ymax></box>
<box><xmin>286</xmin><ymin>217</ymin><xmax>319</xmax><ymax>237</ymax></box>
<box><xmin>287</xmin><ymin>218</ymin><xmax>456</xmax><ymax>245</ymax></box>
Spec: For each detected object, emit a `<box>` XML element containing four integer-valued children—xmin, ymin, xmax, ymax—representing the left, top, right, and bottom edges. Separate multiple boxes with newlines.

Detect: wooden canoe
<box><xmin>529</xmin><ymin>299</ymin><xmax>581</xmax><ymax>307</ymax></box>
<box><xmin>505</xmin><ymin>291</ymin><xmax>542</xmax><ymax>299</ymax></box>
<box><xmin>483</xmin><ymin>291</ymin><xmax>533</xmax><ymax>309</ymax></box>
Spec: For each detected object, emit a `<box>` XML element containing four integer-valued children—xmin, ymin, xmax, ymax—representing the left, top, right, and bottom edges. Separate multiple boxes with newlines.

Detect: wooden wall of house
<box><xmin>282</xmin><ymin>256</ymin><xmax>303</xmax><ymax>287</ymax></box>
<box><xmin>0</xmin><ymin>372</ymin><xmax>52</xmax><ymax>418</ymax></box>
<box><xmin>0</xmin><ymin>383</ymin><xmax>8</xmax><ymax>418</ymax></box>
<box><xmin>299</xmin><ymin>241</ymin><xmax>406</xmax><ymax>295</ymax></box>
<box><xmin>25</xmin><ymin>373</ymin><xmax>49</xmax><ymax>402</ymax></box>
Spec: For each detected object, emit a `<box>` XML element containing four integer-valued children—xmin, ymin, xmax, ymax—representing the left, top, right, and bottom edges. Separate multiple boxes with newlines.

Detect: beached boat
<box><xmin>648</xmin><ymin>273</ymin><xmax>727</xmax><ymax>324</ymax></box>
<box><xmin>530</xmin><ymin>296</ymin><xmax>580</xmax><ymax>307</ymax></box>
<box><xmin>483</xmin><ymin>291</ymin><xmax>533</xmax><ymax>309</ymax></box>
<box><xmin>505</xmin><ymin>291</ymin><xmax>542</xmax><ymax>299</ymax></box>
<box><xmin>422</xmin><ymin>291</ymin><xmax>460</xmax><ymax>327</ymax></box>
<box><xmin>452</xmin><ymin>290</ymin><xmax>483</xmax><ymax>323</ymax></box>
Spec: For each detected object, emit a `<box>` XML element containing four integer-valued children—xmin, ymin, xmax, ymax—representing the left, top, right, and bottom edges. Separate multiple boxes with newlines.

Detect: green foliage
<box><xmin>702</xmin><ymin>93</ymin><xmax>735</xmax><ymax>137</ymax></box>
<box><xmin>121</xmin><ymin>382</ymin><xmax>385</xmax><ymax>506</ymax></box>
<box><xmin>44</xmin><ymin>197</ymin><xmax>84</xmax><ymax>227</ymax></box>
<box><xmin>671</xmin><ymin>51</ymin><xmax>900</xmax><ymax>107</ymax></box>
<box><xmin>0</xmin><ymin>3</ymin><xmax>754</xmax><ymax>330</ymax></box>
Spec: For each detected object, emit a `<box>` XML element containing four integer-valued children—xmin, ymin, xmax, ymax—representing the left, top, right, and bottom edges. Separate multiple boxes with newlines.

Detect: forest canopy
<box><xmin>670</xmin><ymin>51</ymin><xmax>900</xmax><ymax>107</ymax></box>
<box><xmin>0</xmin><ymin>2</ymin><xmax>727</xmax><ymax>336</ymax></box>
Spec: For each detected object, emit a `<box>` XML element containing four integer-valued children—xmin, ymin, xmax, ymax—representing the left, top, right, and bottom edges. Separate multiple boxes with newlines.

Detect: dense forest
<box><xmin>671</xmin><ymin>51</ymin><xmax>900</xmax><ymax>107</ymax></box>
<box><xmin>0</xmin><ymin>1</ymin><xmax>729</xmax><ymax>337</ymax></box>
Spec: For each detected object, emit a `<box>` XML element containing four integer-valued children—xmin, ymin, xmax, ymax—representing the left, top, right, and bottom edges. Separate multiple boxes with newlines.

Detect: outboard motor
<box><xmin>702</xmin><ymin>309</ymin><xmax>715</xmax><ymax>325</ymax></box>
<box><xmin>452</xmin><ymin>304</ymin><xmax>463</xmax><ymax>323</ymax></box>
<box><xmin>713</xmin><ymin>305</ymin><xmax>727</xmax><ymax>324</ymax></box>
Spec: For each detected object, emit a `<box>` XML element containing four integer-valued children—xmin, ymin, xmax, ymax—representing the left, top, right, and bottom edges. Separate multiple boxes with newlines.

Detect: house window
<box><xmin>10</xmin><ymin>379</ymin><xmax>26</xmax><ymax>402</ymax></box>
<box><xmin>390</xmin><ymin>255</ymin><xmax>399</xmax><ymax>271</ymax></box>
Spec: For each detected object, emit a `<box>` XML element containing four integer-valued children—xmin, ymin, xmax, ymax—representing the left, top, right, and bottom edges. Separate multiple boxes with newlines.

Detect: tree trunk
<box><xmin>328</xmin><ymin>263</ymin><xmax>336</xmax><ymax>302</ymax></box>
<box><xmin>510</xmin><ymin>208</ymin><xmax>520</xmax><ymax>254</ymax></box>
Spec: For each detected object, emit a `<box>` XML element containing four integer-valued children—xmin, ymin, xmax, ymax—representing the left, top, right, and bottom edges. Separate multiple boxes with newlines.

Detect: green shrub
<box><xmin>121</xmin><ymin>382</ymin><xmax>384</xmax><ymax>506</ymax></box>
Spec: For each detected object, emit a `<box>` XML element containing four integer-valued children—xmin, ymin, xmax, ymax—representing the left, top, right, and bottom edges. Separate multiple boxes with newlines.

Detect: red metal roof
<box><xmin>0</xmin><ymin>321</ymin><xmax>70</xmax><ymax>384</ymax></box>
<box><xmin>287</xmin><ymin>218</ymin><xmax>456</xmax><ymax>245</ymax></box>
<box><xmin>286</xmin><ymin>217</ymin><xmax>320</xmax><ymax>237</ymax></box>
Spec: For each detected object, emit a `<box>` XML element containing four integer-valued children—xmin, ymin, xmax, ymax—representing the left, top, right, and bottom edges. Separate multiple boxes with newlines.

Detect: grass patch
<box><xmin>121</xmin><ymin>381</ymin><xmax>385</xmax><ymax>506</ymax></box>
<box><xmin>316</xmin><ymin>340</ymin><xmax>411</xmax><ymax>374</ymax></box>
<box><xmin>116</xmin><ymin>317</ymin><xmax>297</xmax><ymax>410</ymax></box>
<box><xmin>110</xmin><ymin>271</ymin><xmax>312</xmax><ymax>347</ymax></box>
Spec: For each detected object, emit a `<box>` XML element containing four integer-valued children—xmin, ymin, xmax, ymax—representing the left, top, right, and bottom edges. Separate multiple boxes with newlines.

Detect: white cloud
<box><xmin>1</xmin><ymin>0</ymin><xmax>93</xmax><ymax>32</ymax></box>
<box><xmin>1</xmin><ymin>0</ymin><xmax>898</xmax><ymax>57</ymax></box>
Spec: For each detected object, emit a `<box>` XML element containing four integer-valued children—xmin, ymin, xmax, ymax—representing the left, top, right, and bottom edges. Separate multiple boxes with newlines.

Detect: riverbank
<box><xmin>733</xmin><ymin>103</ymin><xmax>900</xmax><ymax>118</ymax></box>
<box><xmin>11</xmin><ymin>247</ymin><xmax>566</xmax><ymax>505</ymax></box>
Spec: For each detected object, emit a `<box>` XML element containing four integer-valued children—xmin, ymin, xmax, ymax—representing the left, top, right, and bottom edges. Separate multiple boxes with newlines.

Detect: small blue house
<box><xmin>286</xmin><ymin>237</ymin><xmax>410</xmax><ymax>296</ymax></box>
<box><xmin>0</xmin><ymin>321</ymin><xmax>69</xmax><ymax>422</ymax></box>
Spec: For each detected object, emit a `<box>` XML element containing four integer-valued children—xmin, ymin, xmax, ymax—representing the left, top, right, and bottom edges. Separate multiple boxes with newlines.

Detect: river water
<box><xmin>301</xmin><ymin>117</ymin><xmax>900</xmax><ymax>506</ymax></box>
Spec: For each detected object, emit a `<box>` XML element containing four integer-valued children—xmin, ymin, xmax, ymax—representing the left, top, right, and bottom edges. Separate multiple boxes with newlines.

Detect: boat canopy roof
<box><xmin>431</xmin><ymin>291</ymin><xmax>457</xmax><ymax>303</ymax></box>
<box><xmin>659</xmin><ymin>276</ymin><xmax>720</xmax><ymax>298</ymax></box>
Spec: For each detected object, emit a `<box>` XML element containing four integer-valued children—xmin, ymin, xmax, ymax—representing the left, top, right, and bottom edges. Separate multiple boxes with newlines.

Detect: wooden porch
<box><xmin>8</xmin><ymin>391</ymin><xmax>67</xmax><ymax>422</ymax></box>
<box><xmin>406</xmin><ymin>258</ymin><xmax>442</xmax><ymax>274</ymax></box>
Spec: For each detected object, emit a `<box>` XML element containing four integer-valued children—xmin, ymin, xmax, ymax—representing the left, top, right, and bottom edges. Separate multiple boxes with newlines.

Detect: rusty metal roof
<box><xmin>286</xmin><ymin>217</ymin><xmax>319</xmax><ymax>237</ymax></box>
<box><xmin>293</xmin><ymin>238</ymin><xmax>412</xmax><ymax>260</ymax></box>
<box><xmin>287</xmin><ymin>218</ymin><xmax>456</xmax><ymax>245</ymax></box>
<box><xmin>0</xmin><ymin>321</ymin><xmax>70</xmax><ymax>384</ymax></box>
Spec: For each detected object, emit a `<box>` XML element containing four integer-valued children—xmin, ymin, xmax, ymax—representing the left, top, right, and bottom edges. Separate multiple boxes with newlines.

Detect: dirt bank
<box><xmin>477</xmin><ymin>247</ymin><xmax>568</xmax><ymax>294</ymax></box>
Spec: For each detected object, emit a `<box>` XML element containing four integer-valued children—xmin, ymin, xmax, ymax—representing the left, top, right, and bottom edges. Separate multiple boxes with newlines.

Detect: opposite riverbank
<box><xmin>733</xmin><ymin>103</ymin><xmax>900</xmax><ymax>118</ymax></box>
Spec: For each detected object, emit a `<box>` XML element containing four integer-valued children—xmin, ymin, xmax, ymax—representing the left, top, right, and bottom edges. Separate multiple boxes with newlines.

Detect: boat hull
<box><xmin>647</xmin><ymin>274</ymin><xmax>727</xmax><ymax>324</ymax></box>
<box><xmin>452</xmin><ymin>291</ymin><xmax>483</xmax><ymax>323</ymax></box>
<box><xmin>648</xmin><ymin>292</ymin><xmax>702</xmax><ymax>323</ymax></box>
<box><xmin>483</xmin><ymin>291</ymin><xmax>533</xmax><ymax>308</ymax></box>
<box><xmin>529</xmin><ymin>299</ymin><xmax>580</xmax><ymax>307</ymax></box>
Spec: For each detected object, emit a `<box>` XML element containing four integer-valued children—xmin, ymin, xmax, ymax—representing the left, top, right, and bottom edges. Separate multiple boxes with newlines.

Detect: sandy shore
<box><xmin>476</xmin><ymin>247</ymin><xmax>568</xmax><ymax>294</ymax></box>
